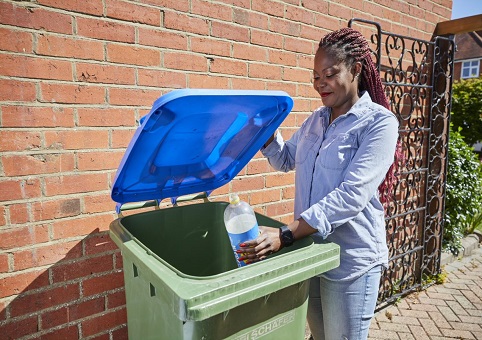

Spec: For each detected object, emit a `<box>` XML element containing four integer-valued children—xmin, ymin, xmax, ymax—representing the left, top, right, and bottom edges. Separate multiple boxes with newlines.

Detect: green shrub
<box><xmin>444</xmin><ymin>125</ymin><xmax>482</xmax><ymax>255</ymax></box>
<box><xmin>466</xmin><ymin>210</ymin><xmax>482</xmax><ymax>235</ymax></box>
<box><xmin>450</xmin><ymin>78</ymin><xmax>482</xmax><ymax>145</ymax></box>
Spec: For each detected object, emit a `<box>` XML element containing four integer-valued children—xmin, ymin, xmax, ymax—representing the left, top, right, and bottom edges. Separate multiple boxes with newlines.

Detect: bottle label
<box><xmin>227</xmin><ymin>223</ymin><xmax>259</xmax><ymax>267</ymax></box>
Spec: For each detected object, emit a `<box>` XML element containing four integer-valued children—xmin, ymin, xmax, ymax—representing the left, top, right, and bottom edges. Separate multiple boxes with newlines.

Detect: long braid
<box><xmin>319</xmin><ymin>27</ymin><xmax>404</xmax><ymax>209</ymax></box>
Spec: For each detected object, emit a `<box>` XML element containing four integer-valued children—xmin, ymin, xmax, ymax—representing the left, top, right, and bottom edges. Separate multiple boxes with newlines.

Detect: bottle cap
<box><xmin>229</xmin><ymin>194</ymin><xmax>240</xmax><ymax>205</ymax></box>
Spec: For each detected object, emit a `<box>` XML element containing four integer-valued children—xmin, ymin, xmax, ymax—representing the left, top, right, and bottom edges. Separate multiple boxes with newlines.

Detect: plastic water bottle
<box><xmin>224</xmin><ymin>194</ymin><xmax>259</xmax><ymax>267</ymax></box>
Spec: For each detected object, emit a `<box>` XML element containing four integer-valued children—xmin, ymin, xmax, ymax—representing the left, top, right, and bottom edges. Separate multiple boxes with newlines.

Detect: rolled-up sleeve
<box><xmin>261</xmin><ymin>130</ymin><xmax>299</xmax><ymax>173</ymax></box>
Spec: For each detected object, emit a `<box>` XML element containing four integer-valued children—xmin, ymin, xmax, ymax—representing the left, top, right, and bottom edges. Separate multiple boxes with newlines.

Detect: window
<box><xmin>461</xmin><ymin>59</ymin><xmax>480</xmax><ymax>79</ymax></box>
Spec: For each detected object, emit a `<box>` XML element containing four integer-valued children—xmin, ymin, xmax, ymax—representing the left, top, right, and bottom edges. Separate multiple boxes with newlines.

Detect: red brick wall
<box><xmin>0</xmin><ymin>0</ymin><xmax>452</xmax><ymax>338</ymax></box>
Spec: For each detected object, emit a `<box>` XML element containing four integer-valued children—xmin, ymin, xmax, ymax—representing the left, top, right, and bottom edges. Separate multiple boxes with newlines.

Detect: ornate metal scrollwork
<box><xmin>349</xmin><ymin>19</ymin><xmax>455</xmax><ymax>309</ymax></box>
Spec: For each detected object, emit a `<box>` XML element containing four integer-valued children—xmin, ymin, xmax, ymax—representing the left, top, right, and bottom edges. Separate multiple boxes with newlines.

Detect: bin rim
<box><xmin>110</xmin><ymin>203</ymin><xmax>315</xmax><ymax>280</ymax></box>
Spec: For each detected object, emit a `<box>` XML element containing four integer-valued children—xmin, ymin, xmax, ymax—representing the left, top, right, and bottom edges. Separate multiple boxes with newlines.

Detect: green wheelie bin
<box><xmin>110</xmin><ymin>89</ymin><xmax>340</xmax><ymax>339</ymax></box>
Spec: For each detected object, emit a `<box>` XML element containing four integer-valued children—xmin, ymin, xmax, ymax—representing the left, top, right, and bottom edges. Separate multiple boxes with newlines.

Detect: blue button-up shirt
<box><xmin>262</xmin><ymin>92</ymin><xmax>399</xmax><ymax>280</ymax></box>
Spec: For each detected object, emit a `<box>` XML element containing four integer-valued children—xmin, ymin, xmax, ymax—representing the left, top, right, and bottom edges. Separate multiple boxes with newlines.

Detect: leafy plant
<box><xmin>466</xmin><ymin>210</ymin><xmax>482</xmax><ymax>235</ymax></box>
<box><xmin>444</xmin><ymin>125</ymin><xmax>482</xmax><ymax>255</ymax></box>
<box><xmin>450</xmin><ymin>78</ymin><xmax>482</xmax><ymax>145</ymax></box>
<box><xmin>422</xmin><ymin>270</ymin><xmax>448</xmax><ymax>286</ymax></box>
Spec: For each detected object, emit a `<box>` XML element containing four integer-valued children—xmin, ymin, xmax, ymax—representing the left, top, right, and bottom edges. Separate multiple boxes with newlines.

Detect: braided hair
<box><xmin>319</xmin><ymin>27</ymin><xmax>403</xmax><ymax>209</ymax></box>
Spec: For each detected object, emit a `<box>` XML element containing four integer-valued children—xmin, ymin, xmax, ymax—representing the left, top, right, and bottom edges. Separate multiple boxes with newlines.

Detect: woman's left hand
<box><xmin>237</xmin><ymin>226</ymin><xmax>282</xmax><ymax>263</ymax></box>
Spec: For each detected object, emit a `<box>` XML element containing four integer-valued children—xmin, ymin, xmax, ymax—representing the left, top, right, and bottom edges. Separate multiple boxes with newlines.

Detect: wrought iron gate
<box><xmin>348</xmin><ymin>19</ymin><xmax>455</xmax><ymax>309</ymax></box>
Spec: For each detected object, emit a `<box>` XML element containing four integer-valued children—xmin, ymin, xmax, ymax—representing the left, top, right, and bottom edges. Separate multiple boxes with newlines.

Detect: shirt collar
<box><xmin>349</xmin><ymin>91</ymin><xmax>372</xmax><ymax>118</ymax></box>
<box><xmin>318</xmin><ymin>91</ymin><xmax>373</xmax><ymax>119</ymax></box>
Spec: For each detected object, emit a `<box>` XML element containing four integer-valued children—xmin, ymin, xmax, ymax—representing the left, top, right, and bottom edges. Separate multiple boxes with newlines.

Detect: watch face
<box><xmin>281</xmin><ymin>227</ymin><xmax>294</xmax><ymax>246</ymax></box>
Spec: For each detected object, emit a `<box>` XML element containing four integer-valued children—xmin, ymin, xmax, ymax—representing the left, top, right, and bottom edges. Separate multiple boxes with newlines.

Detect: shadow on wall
<box><xmin>0</xmin><ymin>229</ymin><xmax>129</xmax><ymax>339</ymax></box>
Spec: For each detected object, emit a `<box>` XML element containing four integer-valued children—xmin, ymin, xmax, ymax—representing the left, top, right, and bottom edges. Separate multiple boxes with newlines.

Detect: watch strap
<box><xmin>280</xmin><ymin>225</ymin><xmax>295</xmax><ymax>247</ymax></box>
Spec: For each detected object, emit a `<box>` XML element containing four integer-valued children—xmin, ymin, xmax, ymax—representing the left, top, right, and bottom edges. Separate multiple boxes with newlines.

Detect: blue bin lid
<box><xmin>111</xmin><ymin>89</ymin><xmax>293</xmax><ymax>204</ymax></box>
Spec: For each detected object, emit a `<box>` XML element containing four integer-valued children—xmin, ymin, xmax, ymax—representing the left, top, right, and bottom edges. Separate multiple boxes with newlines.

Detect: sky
<box><xmin>451</xmin><ymin>0</ymin><xmax>482</xmax><ymax>19</ymax></box>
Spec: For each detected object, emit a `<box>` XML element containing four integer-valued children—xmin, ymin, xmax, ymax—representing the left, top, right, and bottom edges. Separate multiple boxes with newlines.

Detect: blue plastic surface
<box><xmin>111</xmin><ymin>89</ymin><xmax>293</xmax><ymax>204</ymax></box>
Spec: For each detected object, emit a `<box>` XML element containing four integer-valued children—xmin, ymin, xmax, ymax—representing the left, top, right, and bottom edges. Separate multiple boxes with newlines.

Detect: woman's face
<box><xmin>313</xmin><ymin>48</ymin><xmax>361</xmax><ymax>117</ymax></box>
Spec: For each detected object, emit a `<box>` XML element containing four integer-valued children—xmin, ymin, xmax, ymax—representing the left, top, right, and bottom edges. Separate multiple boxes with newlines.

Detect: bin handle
<box><xmin>114</xmin><ymin>191</ymin><xmax>211</xmax><ymax>216</ymax></box>
<box><xmin>115</xmin><ymin>200</ymin><xmax>160</xmax><ymax>217</ymax></box>
<box><xmin>171</xmin><ymin>191</ymin><xmax>211</xmax><ymax>206</ymax></box>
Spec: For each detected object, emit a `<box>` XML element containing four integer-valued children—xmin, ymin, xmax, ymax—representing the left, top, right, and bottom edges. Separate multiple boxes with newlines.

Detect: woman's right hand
<box><xmin>238</xmin><ymin>218</ymin><xmax>317</xmax><ymax>264</ymax></box>
<box><xmin>237</xmin><ymin>226</ymin><xmax>282</xmax><ymax>263</ymax></box>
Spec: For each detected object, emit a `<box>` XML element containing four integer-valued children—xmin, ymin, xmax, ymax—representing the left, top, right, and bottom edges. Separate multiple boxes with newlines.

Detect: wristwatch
<box><xmin>280</xmin><ymin>225</ymin><xmax>295</xmax><ymax>247</ymax></box>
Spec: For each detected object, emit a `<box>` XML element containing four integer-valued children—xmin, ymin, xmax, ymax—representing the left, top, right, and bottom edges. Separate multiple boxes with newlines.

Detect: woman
<box><xmin>238</xmin><ymin>27</ymin><xmax>402</xmax><ymax>339</ymax></box>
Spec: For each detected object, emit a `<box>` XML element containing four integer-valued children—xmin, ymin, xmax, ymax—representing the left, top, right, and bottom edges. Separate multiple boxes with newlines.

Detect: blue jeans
<box><xmin>307</xmin><ymin>265</ymin><xmax>382</xmax><ymax>340</ymax></box>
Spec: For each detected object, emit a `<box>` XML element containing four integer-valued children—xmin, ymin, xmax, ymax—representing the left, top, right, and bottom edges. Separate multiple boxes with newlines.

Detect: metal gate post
<box><xmin>348</xmin><ymin>19</ymin><xmax>455</xmax><ymax>308</ymax></box>
<box><xmin>421</xmin><ymin>36</ymin><xmax>455</xmax><ymax>281</ymax></box>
